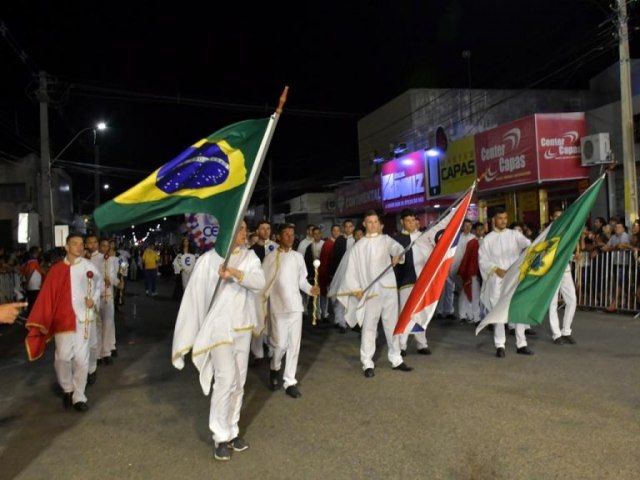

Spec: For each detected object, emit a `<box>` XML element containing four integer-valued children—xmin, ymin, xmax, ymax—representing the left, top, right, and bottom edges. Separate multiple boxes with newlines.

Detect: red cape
<box><xmin>21</xmin><ymin>258</ymin><xmax>43</xmax><ymax>285</ymax></box>
<box><xmin>25</xmin><ymin>261</ymin><xmax>76</xmax><ymax>361</ymax></box>
<box><xmin>318</xmin><ymin>239</ymin><xmax>335</xmax><ymax>295</ymax></box>
<box><xmin>457</xmin><ymin>238</ymin><xmax>479</xmax><ymax>301</ymax></box>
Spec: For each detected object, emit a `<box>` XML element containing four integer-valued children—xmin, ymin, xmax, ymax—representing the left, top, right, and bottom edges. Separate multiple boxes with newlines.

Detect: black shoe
<box><xmin>495</xmin><ymin>347</ymin><xmax>506</xmax><ymax>358</ymax></box>
<box><xmin>214</xmin><ymin>442</ymin><xmax>231</xmax><ymax>461</ymax></box>
<box><xmin>269</xmin><ymin>369</ymin><xmax>281</xmax><ymax>391</ymax></box>
<box><xmin>400</xmin><ymin>349</ymin><xmax>407</xmax><ymax>357</ymax></box>
<box><xmin>516</xmin><ymin>346</ymin><xmax>534</xmax><ymax>355</ymax></box>
<box><xmin>73</xmin><ymin>401</ymin><xmax>89</xmax><ymax>412</ymax></box>
<box><xmin>392</xmin><ymin>362</ymin><xmax>413</xmax><ymax>372</ymax></box>
<box><xmin>445</xmin><ymin>313</ymin><xmax>456</xmax><ymax>321</ymax></box>
<box><xmin>417</xmin><ymin>347</ymin><xmax>432</xmax><ymax>355</ymax></box>
<box><xmin>250</xmin><ymin>357</ymin><xmax>264</xmax><ymax>367</ymax></box>
<box><xmin>111</xmin><ymin>349</ymin><xmax>118</xmax><ymax>358</ymax></box>
<box><xmin>103</xmin><ymin>356</ymin><xmax>113</xmax><ymax>366</ymax></box>
<box><xmin>351</xmin><ymin>325</ymin><xmax>362</xmax><ymax>333</ymax></box>
<box><xmin>363</xmin><ymin>368</ymin><xmax>375</xmax><ymax>378</ymax></box>
<box><xmin>229</xmin><ymin>436</ymin><xmax>249</xmax><ymax>452</ymax></box>
<box><xmin>97</xmin><ymin>359</ymin><xmax>103</xmax><ymax>366</ymax></box>
<box><xmin>285</xmin><ymin>385</ymin><xmax>302</xmax><ymax>398</ymax></box>
<box><xmin>338</xmin><ymin>326</ymin><xmax>346</xmax><ymax>334</ymax></box>
<box><xmin>525</xmin><ymin>329</ymin><xmax>537</xmax><ymax>336</ymax></box>
<box><xmin>561</xmin><ymin>335</ymin><xmax>576</xmax><ymax>345</ymax></box>
<box><xmin>63</xmin><ymin>392</ymin><xmax>73</xmax><ymax>409</ymax></box>
<box><xmin>553</xmin><ymin>337</ymin><xmax>565</xmax><ymax>345</ymax></box>
<box><xmin>87</xmin><ymin>372</ymin><xmax>97</xmax><ymax>386</ymax></box>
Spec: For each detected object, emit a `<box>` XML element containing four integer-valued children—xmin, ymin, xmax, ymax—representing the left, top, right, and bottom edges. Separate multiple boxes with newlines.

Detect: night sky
<box><xmin>0</xmin><ymin>0</ymin><xmax>634</xmax><ymax>211</ymax></box>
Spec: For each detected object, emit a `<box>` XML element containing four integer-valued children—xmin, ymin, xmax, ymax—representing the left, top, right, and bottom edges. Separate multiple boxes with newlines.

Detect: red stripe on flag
<box><xmin>394</xmin><ymin>191</ymin><xmax>473</xmax><ymax>335</ymax></box>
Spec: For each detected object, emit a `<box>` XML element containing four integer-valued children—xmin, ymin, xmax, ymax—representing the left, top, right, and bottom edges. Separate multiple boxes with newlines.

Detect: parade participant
<box><xmin>25</xmin><ymin>233</ymin><xmax>102</xmax><ymax>411</ymax></box>
<box><xmin>172</xmin><ymin>221</ymin><xmax>265</xmax><ymax>462</ymax></box>
<box><xmin>457</xmin><ymin>225</ymin><xmax>482</xmax><ymax>324</ymax></box>
<box><xmin>262</xmin><ymin>223</ymin><xmax>320</xmax><ymax>398</ymax></box>
<box><xmin>85</xmin><ymin>234</ymin><xmax>102</xmax><ymax>378</ymax></box>
<box><xmin>329</xmin><ymin>220</ymin><xmax>354</xmax><ymax>332</ymax></box>
<box><xmin>93</xmin><ymin>238</ymin><xmax>120</xmax><ymax>367</ymax></box>
<box><xmin>478</xmin><ymin>209</ymin><xmax>532</xmax><ymax>357</ymax></box>
<box><xmin>317</xmin><ymin>224</ymin><xmax>341</xmax><ymax>321</ymax></box>
<box><xmin>353</xmin><ymin>227</ymin><xmax>364</xmax><ymax>242</ymax></box>
<box><xmin>335</xmin><ymin>210</ymin><xmax>412</xmax><ymax>377</ymax></box>
<box><xmin>20</xmin><ymin>246</ymin><xmax>43</xmax><ymax>315</ymax></box>
<box><xmin>173</xmin><ymin>238</ymin><xmax>198</xmax><ymax>291</ymax></box>
<box><xmin>249</xmin><ymin>220</ymin><xmax>278</xmax><ymax>262</ymax></box>
<box><xmin>393</xmin><ymin>209</ymin><xmax>431</xmax><ymax>356</ymax></box>
<box><xmin>296</xmin><ymin>224</ymin><xmax>315</xmax><ymax>254</ymax></box>
<box><xmin>248</xmin><ymin>221</ymin><xmax>277</xmax><ymax>364</ymax></box>
<box><xmin>548</xmin><ymin>208</ymin><xmax>577</xmax><ymax>345</ymax></box>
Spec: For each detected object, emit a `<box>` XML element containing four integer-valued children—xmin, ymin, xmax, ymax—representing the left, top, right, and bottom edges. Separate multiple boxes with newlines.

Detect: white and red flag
<box><xmin>393</xmin><ymin>186</ymin><xmax>475</xmax><ymax>336</ymax></box>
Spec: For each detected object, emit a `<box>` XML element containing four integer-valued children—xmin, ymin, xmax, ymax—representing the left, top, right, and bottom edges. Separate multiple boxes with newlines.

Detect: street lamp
<box><xmin>49</xmin><ymin>122</ymin><xmax>107</xmax><ymax>241</ymax></box>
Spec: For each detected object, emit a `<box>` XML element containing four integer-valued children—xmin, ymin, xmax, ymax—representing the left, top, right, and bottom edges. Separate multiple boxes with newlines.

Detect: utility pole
<box><xmin>94</xmin><ymin>137</ymin><xmax>100</xmax><ymax>235</ymax></box>
<box><xmin>267</xmin><ymin>158</ymin><xmax>273</xmax><ymax>222</ymax></box>
<box><xmin>618</xmin><ymin>0</ymin><xmax>639</xmax><ymax>225</ymax></box>
<box><xmin>37</xmin><ymin>71</ymin><xmax>53</xmax><ymax>250</ymax></box>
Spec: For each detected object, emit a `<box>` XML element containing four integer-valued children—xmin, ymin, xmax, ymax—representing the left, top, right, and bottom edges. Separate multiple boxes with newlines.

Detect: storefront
<box><xmin>474</xmin><ymin>113</ymin><xmax>588</xmax><ymax>228</ymax></box>
<box><xmin>334</xmin><ymin>175</ymin><xmax>383</xmax><ymax>221</ymax></box>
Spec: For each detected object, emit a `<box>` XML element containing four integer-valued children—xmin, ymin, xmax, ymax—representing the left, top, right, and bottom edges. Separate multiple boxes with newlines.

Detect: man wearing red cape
<box><xmin>25</xmin><ymin>233</ymin><xmax>102</xmax><ymax>412</ymax></box>
<box><xmin>317</xmin><ymin>224</ymin><xmax>341</xmax><ymax>323</ymax></box>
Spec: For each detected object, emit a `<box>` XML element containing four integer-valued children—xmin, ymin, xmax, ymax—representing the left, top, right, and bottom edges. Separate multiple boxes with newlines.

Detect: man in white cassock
<box><xmin>91</xmin><ymin>238</ymin><xmax>120</xmax><ymax>369</ymax></box>
<box><xmin>172</xmin><ymin>221</ymin><xmax>265</xmax><ymax>462</ymax></box>
<box><xmin>335</xmin><ymin>210</ymin><xmax>413</xmax><ymax>377</ymax></box>
<box><xmin>261</xmin><ymin>223</ymin><xmax>319</xmax><ymax>398</ymax></box>
<box><xmin>25</xmin><ymin>233</ymin><xmax>102</xmax><ymax>412</ymax></box>
<box><xmin>478</xmin><ymin>208</ymin><xmax>533</xmax><ymax>357</ymax></box>
<box><xmin>451</xmin><ymin>219</ymin><xmax>479</xmax><ymax>323</ymax></box>
<box><xmin>329</xmin><ymin>220</ymin><xmax>355</xmax><ymax>332</ymax></box>
<box><xmin>392</xmin><ymin>209</ymin><xmax>431</xmax><ymax>356</ymax></box>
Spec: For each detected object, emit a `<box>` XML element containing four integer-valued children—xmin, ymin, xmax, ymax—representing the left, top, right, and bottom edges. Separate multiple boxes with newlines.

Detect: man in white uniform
<box><xmin>172</xmin><ymin>221</ymin><xmax>265</xmax><ymax>462</ymax></box>
<box><xmin>329</xmin><ymin>220</ymin><xmax>355</xmax><ymax>332</ymax></box>
<box><xmin>393</xmin><ymin>209</ymin><xmax>431</xmax><ymax>356</ymax></box>
<box><xmin>548</xmin><ymin>208</ymin><xmax>578</xmax><ymax>345</ymax></box>
<box><xmin>262</xmin><ymin>223</ymin><xmax>319</xmax><ymax>398</ymax></box>
<box><xmin>26</xmin><ymin>233</ymin><xmax>102</xmax><ymax>411</ymax></box>
<box><xmin>336</xmin><ymin>210</ymin><xmax>413</xmax><ymax>377</ymax></box>
<box><xmin>85</xmin><ymin>234</ymin><xmax>103</xmax><ymax>380</ymax></box>
<box><xmin>478</xmin><ymin>208</ymin><xmax>533</xmax><ymax>357</ymax></box>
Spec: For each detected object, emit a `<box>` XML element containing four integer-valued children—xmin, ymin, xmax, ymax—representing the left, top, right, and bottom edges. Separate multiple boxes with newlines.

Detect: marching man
<box><xmin>172</xmin><ymin>221</ymin><xmax>265</xmax><ymax>462</ymax></box>
<box><xmin>94</xmin><ymin>238</ymin><xmax>120</xmax><ymax>367</ymax></box>
<box><xmin>393</xmin><ymin>209</ymin><xmax>431</xmax><ymax>356</ymax></box>
<box><xmin>25</xmin><ymin>233</ymin><xmax>102</xmax><ymax>412</ymax></box>
<box><xmin>335</xmin><ymin>210</ymin><xmax>413</xmax><ymax>377</ymax></box>
<box><xmin>479</xmin><ymin>209</ymin><xmax>532</xmax><ymax>357</ymax></box>
<box><xmin>261</xmin><ymin>223</ymin><xmax>320</xmax><ymax>398</ymax></box>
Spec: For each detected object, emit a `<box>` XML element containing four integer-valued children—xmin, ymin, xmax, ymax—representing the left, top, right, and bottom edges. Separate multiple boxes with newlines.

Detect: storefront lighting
<box><xmin>425</xmin><ymin>148</ymin><xmax>441</xmax><ymax>157</ymax></box>
<box><xmin>372</xmin><ymin>156</ymin><xmax>385</xmax><ymax>164</ymax></box>
<box><xmin>401</xmin><ymin>158</ymin><xmax>414</xmax><ymax>166</ymax></box>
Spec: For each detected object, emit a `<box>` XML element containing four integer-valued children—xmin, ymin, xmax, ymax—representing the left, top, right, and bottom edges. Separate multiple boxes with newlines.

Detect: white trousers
<box><xmin>332</xmin><ymin>299</ymin><xmax>346</xmax><ymax>328</ymax></box>
<box><xmin>54</xmin><ymin>323</ymin><xmax>94</xmax><ymax>404</ymax></box>
<box><xmin>270</xmin><ymin>312</ymin><xmax>303</xmax><ymax>388</ymax></box>
<box><xmin>458</xmin><ymin>276</ymin><xmax>481</xmax><ymax>322</ymax></box>
<box><xmin>549</xmin><ymin>270</ymin><xmax>577</xmax><ymax>339</ymax></box>
<box><xmin>436</xmin><ymin>277</ymin><xmax>455</xmax><ymax>315</ymax></box>
<box><xmin>181</xmin><ymin>270</ymin><xmax>192</xmax><ymax>290</ymax></box>
<box><xmin>361</xmin><ymin>289</ymin><xmax>403</xmax><ymax>370</ymax></box>
<box><xmin>494</xmin><ymin>323</ymin><xmax>528</xmax><ymax>349</ymax></box>
<box><xmin>398</xmin><ymin>287</ymin><xmax>428</xmax><ymax>350</ymax></box>
<box><xmin>209</xmin><ymin>330</ymin><xmax>251</xmax><ymax>445</ymax></box>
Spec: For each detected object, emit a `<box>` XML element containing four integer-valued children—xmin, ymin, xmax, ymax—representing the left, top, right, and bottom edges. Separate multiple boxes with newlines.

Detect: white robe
<box><xmin>478</xmin><ymin>229</ymin><xmax>531</xmax><ymax>311</ymax></box>
<box><xmin>171</xmin><ymin>247</ymin><xmax>265</xmax><ymax>395</ymax></box>
<box><xmin>261</xmin><ymin>248</ymin><xmax>313</xmax><ymax>315</ymax></box>
<box><xmin>334</xmin><ymin>234</ymin><xmax>404</xmax><ymax>327</ymax></box>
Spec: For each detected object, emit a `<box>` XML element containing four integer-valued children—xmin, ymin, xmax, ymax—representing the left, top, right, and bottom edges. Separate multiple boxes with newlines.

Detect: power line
<box><xmin>0</xmin><ymin>18</ymin><xmax>39</xmax><ymax>75</ymax></box>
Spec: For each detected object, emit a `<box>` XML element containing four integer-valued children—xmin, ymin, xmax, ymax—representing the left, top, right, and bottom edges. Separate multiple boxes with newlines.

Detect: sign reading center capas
<box><xmin>438</xmin><ymin>136</ymin><xmax>476</xmax><ymax>197</ymax></box>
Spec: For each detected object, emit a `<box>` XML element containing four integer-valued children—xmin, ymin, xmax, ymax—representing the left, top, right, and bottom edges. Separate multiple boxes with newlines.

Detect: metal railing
<box><xmin>572</xmin><ymin>249</ymin><xmax>639</xmax><ymax>314</ymax></box>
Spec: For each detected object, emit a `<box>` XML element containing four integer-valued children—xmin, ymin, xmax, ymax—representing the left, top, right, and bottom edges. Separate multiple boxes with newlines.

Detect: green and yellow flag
<box><xmin>476</xmin><ymin>174</ymin><xmax>605</xmax><ymax>332</ymax></box>
<box><xmin>94</xmin><ymin>118</ymin><xmax>270</xmax><ymax>255</ymax></box>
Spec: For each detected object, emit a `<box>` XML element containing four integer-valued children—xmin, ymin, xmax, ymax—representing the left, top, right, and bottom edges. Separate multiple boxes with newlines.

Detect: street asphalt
<box><xmin>0</xmin><ymin>275</ymin><xmax>638</xmax><ymax>480</ymax></box>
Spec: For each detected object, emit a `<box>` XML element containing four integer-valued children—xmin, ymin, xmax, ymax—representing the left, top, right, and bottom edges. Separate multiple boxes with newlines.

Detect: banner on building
<box><xmin>436</xmin><ymin>136</ymin><xmax>476</xmax><ymax>197</ymax></box>
<box><xmin>535</xmin><ymin>113</ymin><xmax>588</xmax><ymax>181</ymax></box>
<box><xmin>381</xmin><ymin>151</ymin><xmax>426</xmax><ymax>213</ymax></box>
<box><xmin>335</xmin><ymin>176</ymin><xmax>382</xmax><ymax>217</ymax></box>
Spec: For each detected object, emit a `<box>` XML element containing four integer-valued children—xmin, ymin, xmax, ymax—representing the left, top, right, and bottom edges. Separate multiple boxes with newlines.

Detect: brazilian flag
<box><xmin>94</xmin><ymin>118</ymin><xmax>270</xmax><ymax>255</ymax></box>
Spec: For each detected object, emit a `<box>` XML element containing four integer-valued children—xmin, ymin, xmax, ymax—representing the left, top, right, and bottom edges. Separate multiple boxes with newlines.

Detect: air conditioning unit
<box><xmin>581</xmin><ymin>133</ymin><xmax>611</xmax><ymax>166</ymax></box>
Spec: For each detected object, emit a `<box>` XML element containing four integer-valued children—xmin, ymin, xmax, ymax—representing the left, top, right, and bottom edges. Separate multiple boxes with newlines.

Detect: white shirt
<box><xmin>89</xmin><ymin>253</ymin><xmax>120</xmax><ymax>302</ymax></box>
<box><xmin>68</xmin><ymin>257</ymin><xmax>102</xmax><ymax>323</ymax></box>
<box><xmin>478</xmin><ymin>228</ymin><xmax>531</xmax><ymax>279</ymax></box>
<box><xmin>262</xmin><ymin>248</ymin><xmax>313</xmax><ymax>314</ymax></box>
<box><xmin>297</xmin><ymin>236</ymin><xmax>313</xmax><ymax>255</ymax></box>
